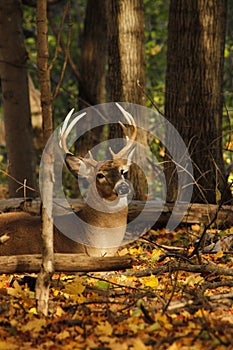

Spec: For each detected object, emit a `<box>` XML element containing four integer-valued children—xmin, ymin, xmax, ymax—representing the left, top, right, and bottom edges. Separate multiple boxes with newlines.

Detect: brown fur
<box><xmin>0</xmin><ymin>212</ymin><xmax>84</xmax><ymax>256</ymax></box>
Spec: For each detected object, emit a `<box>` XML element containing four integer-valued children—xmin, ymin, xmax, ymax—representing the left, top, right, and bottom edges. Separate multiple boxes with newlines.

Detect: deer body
<box><xmin>0</xmin><ymin>212</ymin><xmax>84</xmax><ymax>256</ymax></box>
<box><xmin>0</xmin><ymin>104</ymin><xmax>137</xmax><ymax>257</ymax></box>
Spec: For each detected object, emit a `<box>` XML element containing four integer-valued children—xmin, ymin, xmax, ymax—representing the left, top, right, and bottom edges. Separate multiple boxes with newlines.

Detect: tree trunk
<box><xmin>35</xmin><ymin>0</ymin><xmax>54</xmax><ymax>316</ymax></box>
<box><xmin>165</xmin><ymin>0</ymin><xmax>232</xmax><ymax>204</ymax></box>
<box><xmin>76</xmin><ymin>0</ymin><xmax>107</xmax><ymax>159</ymax></box>
<box><xmin>107</xmin><ymin>0</ymin><xmax>147</xmax><ymax>200</ymax></box>
<box><xmin>79</xmin><ymin>0</ymin><xmax>107</xmax><ymax>110</ymax></box>
<box><xmin>107</xmin><ymin>0</ymin><xmax>145</xmax><ymax>104</ymax></box>
<box><xmin>0</xmin><ymin>0</ymin><xmax>36</xmax><ymax>198</ymax></box>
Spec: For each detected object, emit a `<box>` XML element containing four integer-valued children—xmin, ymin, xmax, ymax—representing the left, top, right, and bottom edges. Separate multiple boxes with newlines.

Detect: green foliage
<box><xmin>223</xmin><ymin>1</ymin><xmax>233</xmax><ymax>172</ymax></box>
<box><xmin>22</xmin><ymin>0</ymin><xmax>86</xmax><ymax>125</ymax></box>
<box><xmin>20</xmin><ymin>1</ymin><xmax>233</xmax><ymax>198</ymax></box>
<box><xmin>144</xmin><ymin>0</ymin><xmax>169</xmax><ymax>111</ymax></box>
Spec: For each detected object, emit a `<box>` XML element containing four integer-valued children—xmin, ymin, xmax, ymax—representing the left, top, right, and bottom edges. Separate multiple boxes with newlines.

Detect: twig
<box><xmin>137</xmin><ymin>80</ymin><xmax>165</xmax><ymax>117</ymax></box>
<box><xmin>52</xmin><ymin>0</ymin><xmax>71</xmax><ymax>99</ymax></box>
<box><xmin>0</xmin><ymin>169</ymin><xmax>37</xmax><ymax>194</ymax></box>
<box><xmin>188</xmin><ymin>185</ymin><xmax>228</xmax><ymax>259</ymax></box>
<box><xmin>124</xmin><ymin>261</ymin><xmax>233</xmax><ymax>278</ymax></box>
<box><xmin>48</xmin><ymin>13</ymin><xmax>96</xmax><ymax>106</ymax></box>
<box><xmin>162</xmin><ymin>262</ymin><xmax>180</xmax><ymax>314</ymax></box>
<box><xmin>48</xmin><ymin>1</ymin><xmax>70</xmax><ymax>72</ymax></box>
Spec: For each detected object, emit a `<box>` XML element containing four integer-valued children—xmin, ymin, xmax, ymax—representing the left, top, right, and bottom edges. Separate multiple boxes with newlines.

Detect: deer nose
<box><xmin>115</xmin><ymin>180</ymin><xmax>130</xmax><ymax>196</ymax></box>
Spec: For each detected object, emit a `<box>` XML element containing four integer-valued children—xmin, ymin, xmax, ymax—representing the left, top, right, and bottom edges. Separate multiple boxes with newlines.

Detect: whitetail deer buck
<box><xmin>0</xmin><ymin>103</ymin><xmax>137</xmax><ymax>257</ymax></box>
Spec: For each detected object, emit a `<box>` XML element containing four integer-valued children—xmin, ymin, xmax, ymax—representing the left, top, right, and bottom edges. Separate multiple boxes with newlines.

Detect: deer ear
<box><xmin>65</xmin><ymin>154</ymin><xmax>92</xmax><ymax>179</ymax></box>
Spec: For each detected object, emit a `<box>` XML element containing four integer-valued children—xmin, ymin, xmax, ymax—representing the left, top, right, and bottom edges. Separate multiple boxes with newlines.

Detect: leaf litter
<box><xmin>0</xmin><ymin>225</ymin><xmax>233</xmax><ymax>349</ymax></box>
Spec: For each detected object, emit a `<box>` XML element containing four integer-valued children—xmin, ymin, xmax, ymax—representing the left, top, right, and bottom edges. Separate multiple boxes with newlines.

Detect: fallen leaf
<box><xmin>140</xmin><ymin>275</ymin><xmax>159</xmax><ymax>289</ymax></box>
<box><xmin>214</xmin><ymin>250</ymin><xmax>224</xmax><ymax>261</ymax></box>
<box><xmin>95</xmin><ymin>321</ymin><xmax>113</xmax><ymax>336</ymax></box>
<box><xmin>56</xmin><ymin>329</ymin><xmax>70</xmax><ymax>340</ymax></box>
<box><xmin>56</xmin><ymin>305</ymin><xmax>65</xmax><ymax>317</ymax></box>
<box><xmin>0</xmin><ymin>341</ymin><xmax>18</xmax><ymax>350</ymax></box>
<box><xmin>21</xmin><ymin>318</ymin><xmax>46</xmax><ymax>333</ymax></box>
<box><xmin>131</xmin><ymin>338</ymin><xmax>147</xmax><ymax>350</ymax></box>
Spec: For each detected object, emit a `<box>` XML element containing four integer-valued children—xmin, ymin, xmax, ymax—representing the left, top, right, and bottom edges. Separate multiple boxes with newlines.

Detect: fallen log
<box><xmin>0</xmin><ymin>253</ymin><xmax>133</xmax><ymax>274</ymax></box>
<box><xmin>124</xmin><ymin>261</ymin><xmax>233</xmax><ymax>278</ymax></box>
<box><xmin>0</xmin><ymin>198</ymin><xmax>232</xmax><ymax>274</ymax></box>
<box><xmin>0</xmin><ymin>198</ymin><xmax>232</xmax><ymax>226</ymax></box>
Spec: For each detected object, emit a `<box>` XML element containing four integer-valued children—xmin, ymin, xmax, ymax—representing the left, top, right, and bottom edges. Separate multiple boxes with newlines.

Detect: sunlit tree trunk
<box><xmin>35</xmin><ymin>0</ymin><xmax>54</xmax><ymax>316</ymax></box>
<box><xmin>107</xmin><ymin>0</ymin><xmax>147</xmax><ymax>200</ymax></box>
<box><xmin>165</xmin><ymin>0</ymin><xmax>232</xmax><ymax>204</ymax></box>
<box><xmin>0</xmin><ymin>0</ymin><xmax>36</xmax><ymax>197</ymax></box>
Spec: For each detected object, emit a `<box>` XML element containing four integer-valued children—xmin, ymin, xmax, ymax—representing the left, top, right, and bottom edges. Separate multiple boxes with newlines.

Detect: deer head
<box><xmin>58</xmin><ymin>103</ymin><xmax>137</xmax><ymax>256</ymax></box>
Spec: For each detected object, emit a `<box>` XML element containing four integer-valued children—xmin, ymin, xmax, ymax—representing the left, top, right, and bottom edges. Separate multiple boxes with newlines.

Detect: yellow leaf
<box><xmin>56</xmin><ymin>305</ymin><xmax>65</xmax><ymax>317</ymax></box>
<box><xmin>86</xmin><ymin>338</ymin><xmax>99</xmax><ymax>348</ymax></box>
<box><xmin>195</xmin><ymin>309</ymin><xmax>208</xmax><ymax>318</ymax></box>
<box><xmin>131</xmin><ymin>338</ymin><xmax>147</xmax><ymax>350</ymax></box>
<box><xmin>95</xmin><ymin>321</ymin><xmax>113</xmax><ymax>336</ymax></box>
<box><xmin>216</xmin><ymin>187</ymin><xmax>221</xmax><ymax>203</ymax></box>
<box><xmin>53</xmin><ymin>289</ymin><xmax>60</xmax><ymax>297</ymax></box>
<box><xmin>56</xmin><ymin>330</ymin><xmax>70</xmax><ymax>340</ymax></box>
<box><xmin>64</xmin><ymin>279</ymin><xmax>85</xmax><ymax>295</ymax></box>
<box><xmin>147</xmin><ymin>322</ymin><xmax>161</xmax><ymax>332</ymax></box>
<box><xmin>214</xmin><ymin>250</ymin><xmax>224</xmax><ymax>261</ymax></box>
<box><xmin>128</xmin><ymin>321</ymin><xmax>141</xmax><ymax>333</ymax></box>
<box><xmin>29</xmin><ymin>307</ymin><xmax>38</xmax><ymax>315</ymax></box>
<box><xmin>140</xmin><ymin>275</ymin><xmax>159</xmax><ymax>289</ymax></box>
<box><xmin>191</xmin><ymin>224</ymin><xmax>201</xmax><ymax>231</ymax></box>
<box><xmin>21</xmin><ymin>318</ymin><xmax>46</xmax><ymax>333</ymax></box>
<box><xmin>167</xmin><ymin>343</ymin><xmax>181</xmax><ymax>350</ymax></box>
<box><xmin>110</xmin><ymin>342</ymin><xmax>128</xmax><ymax>350</ymax></box>
<box><xmin>63</xmin><ymin>277</ymin><xmax>86</xmax><ymax>302</ymax></box>
<box><xmin>183</xmin><ymin>275</ymin><xmax>204</xmax><ymax>287</ymax></box>
<box><xmin>118</xmin><ymin>248</ymin><xmax>129</xmax><ymax>256</ymax></box>
<box><xmin>98</xmin><ymin>335</ymin><xmax>116</xmax><ymax>344</ymax></box>
<box><xmin>151</xmin><ymin>249</ymin><xmax>163</xmax><ymax>262</ymax></box>
<box><xmin>129</xmin><ymin>247</ymin><xmax>143</xmax><ymax>256</ymax></box>
<box><xmin>150</xmin><ymin>45</ymin><xmax>161</xmax><ymax>56</ymax></box>
<box><xmin>7</xmin><ymin>280</ymin><xmax>22</xmax><ymax>297</ymax></box>
<box><xmin>0</xmin><ymin>341</ymin><xmax>18</xmax><ymax>350</ymax></box>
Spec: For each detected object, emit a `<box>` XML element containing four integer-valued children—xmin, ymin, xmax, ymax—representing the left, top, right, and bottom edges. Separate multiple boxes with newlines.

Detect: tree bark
<box><xmin>165</xmin><ymin>0</ymin><xmax>232</xmax><ymax>204</ymax></box>
<box><xmin>79</xmin><ymin>0</ymin><xmax>107</xmax><ymax>110</ymax></box>
<box><xmin>106</xmin><ymin>0</ymin><xmax>147</xmax><ymax>200</ymax></box>
<box><xmin>76</xmin><ymin>0</ymin><xmax>107</xmax><ymax>159</ymax></box>
<box><xmin>0</xmin><ymin>254</ymin><xmax>133</xmax><ymax>274</ymax></box>
<box><xmin>0</xmin><ymin>0</ymin><xmax>36</xmax><ymax>198</ymax></box>
<box><xmin>35</xmin><ymin>0</ymin><xmax>54</xmax><ymax>316</ymax></box>
<box><xmin>107</xmin><ymin>0</ymin><xmax>145</xmax><ymax>104</ymax></box>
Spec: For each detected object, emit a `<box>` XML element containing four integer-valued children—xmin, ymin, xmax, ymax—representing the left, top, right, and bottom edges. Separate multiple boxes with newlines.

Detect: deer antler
<box><xmin>60</xmin><ymin>105</ymin><xmax>137</xmax><ymax>164</ymax></box>
<box><xmin>109</xmin><ymin>103</ymin><xmax>137</xmax><ymax>159</ymax></box>
<box><xmin>59</xmin><ymin>109</ymin><xmax>85</xmax><ymax>154</ymax></box>
<box><xmin>59</xmin><ymin>109</ymin><xmax>98</xmax><ymax>166</ymax></box>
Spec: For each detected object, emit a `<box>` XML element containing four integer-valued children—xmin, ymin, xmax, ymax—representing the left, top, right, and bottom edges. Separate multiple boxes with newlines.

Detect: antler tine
<box><xmin>60</xmin><ymin>108</ymin><xmax>75</xmax><ymax>136</ymax></box>
<box><xmin>115</xmin><ymin>102</ymin><xmax>136</xmax><ymax>127</ymax></box>
<box><xmin>59</xmin><ymin>109</ymin><xmax>87</xmax><ymax>154</ymax></box>
<box><xmin>87</xmin><ymin>150</ymin><xmax>98</xmax><ymax>167</ymax></box>
<box><xmin>109</xmin><ymin>103</ymin><xmax>137</xmax><ymax>159</ymax></box>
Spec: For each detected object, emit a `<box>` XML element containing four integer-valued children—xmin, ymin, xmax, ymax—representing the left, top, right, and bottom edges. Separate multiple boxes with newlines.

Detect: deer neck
<box><xmin>84</xmin><ymin>183</ymin><xmax>128</xmax><ymax>214</ymax></box>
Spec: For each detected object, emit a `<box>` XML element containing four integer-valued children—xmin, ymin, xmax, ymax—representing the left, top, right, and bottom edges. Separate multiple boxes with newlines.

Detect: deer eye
<box><xmin>96</xmin><ymin>173</ymin><xmax>105</xmax><ymax>179</ymax></box>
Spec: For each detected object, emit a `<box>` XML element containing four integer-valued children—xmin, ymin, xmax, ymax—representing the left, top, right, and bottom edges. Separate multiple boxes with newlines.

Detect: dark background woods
<box><xmin>0</xmin><ymin>0</ymin><xmax>232</xmax><ymax>205</ymax></box>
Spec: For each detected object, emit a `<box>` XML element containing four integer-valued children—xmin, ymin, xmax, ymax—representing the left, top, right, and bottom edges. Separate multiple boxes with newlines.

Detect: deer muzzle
<box><xmin>115</xmin><ymin>179</ymin><xmax>130</xmax><ymax>196</ymax></box>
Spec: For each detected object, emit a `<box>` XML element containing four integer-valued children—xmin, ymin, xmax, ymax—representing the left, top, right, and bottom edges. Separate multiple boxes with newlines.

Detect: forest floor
<box><xmin>0</xmin><ymin>225</ymin><xmax>233</xmax><ymax>350</ymax></box>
